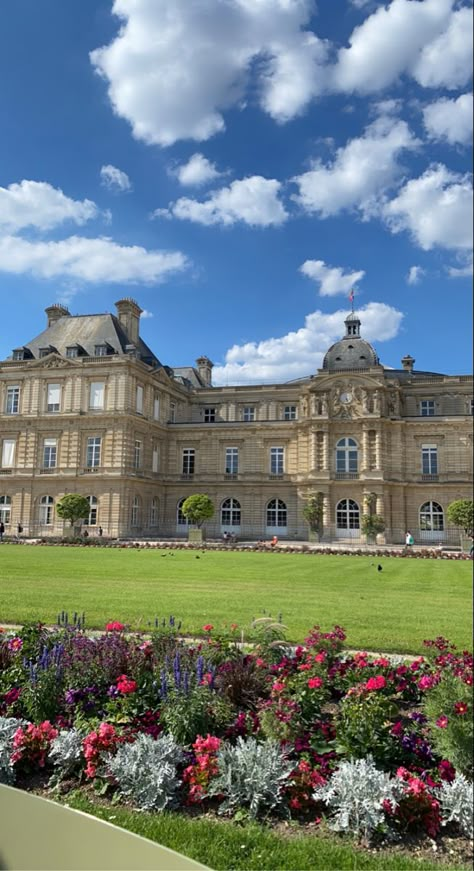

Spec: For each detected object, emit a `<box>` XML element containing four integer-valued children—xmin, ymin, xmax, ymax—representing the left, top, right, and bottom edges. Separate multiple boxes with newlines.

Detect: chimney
<box><xmin>45</xmin><ymin>304</ymin><xmax>70</xmax><ymax>328</ymax></box>
<box><xmin>196</xmin><ymin>356</ymin><xmax>213</xmax><ymax>387</ymax></box>
<box><xmin>401</xmin><ymin>354</ymin><xmax>415</xmax><ymax>373</ymax></box>
<box><xmin>115</xmin><ymin>297</ymin><xmax>142</xmax><ymax>345</ymax></box>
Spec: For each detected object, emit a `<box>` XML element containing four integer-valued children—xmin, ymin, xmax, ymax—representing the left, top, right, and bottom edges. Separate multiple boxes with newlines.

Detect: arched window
<box><xmin>419</xmin><ymin>501</ymin><xmax>444</xmax><ymax>532</ymax></box>
<box><xmin>336</xmin><ymin>438</ymin><xmax>358</xmax><ymax>474</ymax></box>
<box><xmin>221</xmin><ymin>498</ymin><xmax>241</xmax><ymax>528</ymax></box>
<box><xmin>131</xmin><ymin>496</ymin><xmax>140</xmax><ymax>527</ymax></box>
<box><xmin>177</xmin><ymin>498</ymin><xmax>189</xmax><ymax>526</ymax></box>
<box><xmin>150</xmin><ymin>498</ymin><xmax>158</xmax><ymax>527</ymax></box>
<box><xmin>336</xmin><ymin>498</ymin><xmax>360</xmax><ymax>533</ymax></box>
<box><xmin>85</xmin><ymin>496</ymin><xmax>98</xmax><ymax>526</ymax></box>
<box><xmin>39</xmin><ymin>495</ymin><xmax>54</xmax><ymax>525</ymax></box>
<box><xmin>0</xmin><ymin>495</ymin><xmax>11</xmax><ymax>525</ymax></box>
<box><xmin>266</xmin><ymin>498</ymin><xmax>287</xmax><ymax>529</ymax></box>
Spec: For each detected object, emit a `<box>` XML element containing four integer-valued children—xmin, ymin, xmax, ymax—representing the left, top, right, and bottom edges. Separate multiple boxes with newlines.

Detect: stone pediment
<box><xmin>310</xmin><ymin>372</ymin><xmax>385</xmax><ymax>392</ymax></box>
<box><xmin>25</xmin><ymin>353</ymin><xmax>80</xmax><ymax>370</ymax></box>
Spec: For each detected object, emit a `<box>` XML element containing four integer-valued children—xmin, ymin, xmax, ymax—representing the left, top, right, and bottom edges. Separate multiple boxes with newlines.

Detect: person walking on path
<box><xmin>405</xmin><ymin>531</ymin><xmax>414</xmax><ymax>547</ymax></box>
<box><xmin>0</xmin><ymin>521</ymin><xmax>4</xmax><ymax>542</ymax></box>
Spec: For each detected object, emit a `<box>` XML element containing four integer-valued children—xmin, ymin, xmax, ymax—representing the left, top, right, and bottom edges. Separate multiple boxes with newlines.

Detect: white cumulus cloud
<box><xmin>154</xmin><ymin>176</ymin><xmax>288</xmax><ymax>226</ymax></box>
<box><xmin>213</xmin><ymin>302</ymin><xmax>403</xmax><ymax>385</ymax></box>
<box><xmin>383</xmin><ymin>164</ymin><xmax>473</xmax><ymax>251</ymax></box>
<box><xmin>0</xmin><ymin>235</ymin><xmax>189</xmax><ymax>284</ymax></box>
<box><xmin>100</xmin><ymin>164</ymin><xmax>132</xmax><ymax>192</ymax></box>
<box><xmin>299</xmin><ymin>259</ymin><xmax>365</xmax><ymax>296</ymax></box>
<box><xmin>332</xmin><ymin>0</ymin><xmax>472</xmax><ymax>94</ymax></box>
<box><xmin>0</xmin><ymin>180</ymin><xmax>98</xmax><ymax>233</ymax></box>
<box><xmin>406</xmin><ymin>265</ymin><xmax>425</xmax><ymax>285</ymax></box>
<box><xmin>293</xmin><ymin>116</ymin><xmax>419</xmax><ymax>217</ymax></box>
<box><xmin>172</xmin><ymin>153</ymin><xmax>223</xmax><ymax>187</ymax></box>
<box><xmin>90</xmin><ymin>0</ymin><xmax>328</xmax><ymax>147</ymax></box>
<box><xmin>423</xmin><ymin>93</ymin><xmax>473</xmax><ymax>145</ymax></box>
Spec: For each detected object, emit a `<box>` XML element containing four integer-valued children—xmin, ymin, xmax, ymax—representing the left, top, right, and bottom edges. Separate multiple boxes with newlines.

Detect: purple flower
<box><xmin>107</xmin><ymin>685</ymin><xmax>119</xmax><ymax>698</ymax></box>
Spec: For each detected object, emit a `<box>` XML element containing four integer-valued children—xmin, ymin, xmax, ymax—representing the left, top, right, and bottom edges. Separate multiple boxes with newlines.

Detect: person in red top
<box><xmin>270</xmin><ymin>535</ymin><xmax>278</xmax><ymax>547</ymax></box>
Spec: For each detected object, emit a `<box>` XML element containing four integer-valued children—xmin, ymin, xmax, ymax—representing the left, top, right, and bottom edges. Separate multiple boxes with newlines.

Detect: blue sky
<box><xmin>0</xmin><ymin>0</ymin><xmax>472</xmax><ymax>384</ymax></box>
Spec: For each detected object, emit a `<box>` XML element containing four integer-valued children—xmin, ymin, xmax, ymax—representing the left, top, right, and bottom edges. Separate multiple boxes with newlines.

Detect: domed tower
<box><xmin>322</xmin><ymin>313</ymin><xmax>379</xmax><ymax>371</ymax></box>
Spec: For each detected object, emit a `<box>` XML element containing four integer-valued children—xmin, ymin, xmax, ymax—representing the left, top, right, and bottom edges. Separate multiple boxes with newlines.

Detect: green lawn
<box><xmin>0</xmin><ymin>545</ymin><xmax>471</xmax><ymax>653</ymax></box>
<box><xmin>64</xmin><ymin>794</ymin><xmax>469</xmax><ymax>871</ymax></box>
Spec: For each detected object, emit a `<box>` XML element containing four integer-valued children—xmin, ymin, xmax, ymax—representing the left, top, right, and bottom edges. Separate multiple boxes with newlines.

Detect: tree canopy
<box><xmin>181</xmin><ymin>494</ymin><xmax>214</xmax><ymax>528</ymax></box>
<box><xmin>56</xmin><ymin>494</ymin><xmax>91</xmax><ymax>527</ymax></box>
<box><xmin>447</xmin><ymin>500</ymin><xmax>473</xmax><ymax>537</ymax></box>
<box><xmin>302</xmin><ymin>493</ymin><xmax>324</xmax><ymax>532</ymax></box>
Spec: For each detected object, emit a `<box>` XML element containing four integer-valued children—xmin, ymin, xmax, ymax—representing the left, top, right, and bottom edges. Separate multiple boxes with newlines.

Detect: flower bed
<box><xmin>0</xmin><ymin>619</ymin><xmax>472</xmax><ymax>858</ymax></box>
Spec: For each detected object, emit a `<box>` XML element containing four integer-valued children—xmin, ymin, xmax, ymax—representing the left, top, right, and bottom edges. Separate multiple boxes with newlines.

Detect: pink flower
<box><xmin>307</xmin><ymin>677</ymin><xmax>323</xmax><ymax>689</ymax></box>
<box><xmin>374</xmin><ymin>657</ymin><xmax>390</xmax><ymax>667</ymax></box>
<box><xmin>438</xmin><ymin>760</ymin><xmax>455</xmax><ymax>782</ymax></box>
<box><xmin>436</xmin><ymin>715</ymin><xmax>449</xmax><ymax>728</ymax></box>
<box><xmin>454</xmin><ymin>701</ymin><xmax>468</xmax><ymax>715</ymax></box>
<box><xmin>116</xmin><ymin>674</ymin><xmax>137</xmax><ymax>694</ymax></box>
<box><xmin>391</xmin><ymin>720</ymin><xmax>404</xmax><ymax>736</ymax></box>
<box><xmin>314</xmin><ymin>652</ymin><xmax>326</xmax><ymax>663</ymax></box>
<box><xmin>272</xmin><ymin>681</ymin><xmax>286</xmax><ymax>694</ymax></box>
<box><xmin>298</xmin><ymin>663</ymin><xmax>312</xmax><ymax>671</ymax></box>
<box><xmin>7</xmin><ymin>637</ymin><xmax>23</xmax><ymax>652</ymax></box>
<box><xmin>365</xmin><ymin>675</ymin><xmax>386</xmax><ymax>691</ymax></box>
<box><xmin>105</xmin><ymin>621</ymin><xmax>125</xmax><ymax>631</ymax></box>
<box><xmin>418</xmin><ymin>675</ymin><xmax>434</xmax><ymax>690</ymax></box>
<box><xmin>202</xmin><ymin>624</ymin><xmax>214</xmax><ymax>632</ymax></box>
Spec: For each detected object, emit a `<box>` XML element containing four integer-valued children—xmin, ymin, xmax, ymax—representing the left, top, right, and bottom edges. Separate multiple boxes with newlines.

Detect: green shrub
<box><xmin>336</xmin><ymin>690</ymin><xmax>397</xmax><ymax>766</ymax></box>
<box><xmin>160</xmin><ymin>686</ymin><xmax>233</xmax><ymax>746</ymax></box>
<box><xmin>423</xmin><ymin>672</ymin><xmax>473</xmax><ymax>776</ymax></box>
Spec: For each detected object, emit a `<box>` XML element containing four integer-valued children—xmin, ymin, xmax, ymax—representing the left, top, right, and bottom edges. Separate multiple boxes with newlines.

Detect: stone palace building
<box><xmin>0</xmin><ymin>298</ymin><xmax>472</xmax><ymax>543</ymax></box>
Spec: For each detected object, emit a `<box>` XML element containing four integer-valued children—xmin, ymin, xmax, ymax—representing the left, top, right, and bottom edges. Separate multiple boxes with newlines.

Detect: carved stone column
<box><xmin>375</xmin><ymin>430</ymin><xmax>382</xmax><ymax>469</ymax></box>
<box><xmin>362</xmin><ymin>428</ymin><xmax>369</xmax><ymax>471</ymax></box>
<box><xmin>322</xmin><ymin>430</ymin><xmax>329</xmax><ymax>471</ymax></box>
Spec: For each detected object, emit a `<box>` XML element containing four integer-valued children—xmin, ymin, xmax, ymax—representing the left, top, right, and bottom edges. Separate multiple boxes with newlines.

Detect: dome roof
<box><xmin>322</xmin><ymin>313</ymin><xmax>379</xmax><ymax>370</ymax></box>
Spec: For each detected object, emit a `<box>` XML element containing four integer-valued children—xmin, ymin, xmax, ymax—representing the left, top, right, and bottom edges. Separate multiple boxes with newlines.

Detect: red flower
<box><xmin>116</xmin><ymin>674</ymin><xmax>137</xmax><ymax>694</ymax></box>
<box><xmin>105</xmin><ymin>621</ymin><xmax>125</xmax><ymax>631</ymax></box>
<box><xmin>202</xmin><ymin>624</ymin><xmax>214</xmax><ymax>632</ymax></box>
<box><xmin>454</xmin><ymin>701</ymin><xmax>468</xmax><ymax>715</ymax></box>
<box><xmin>307</xmin><ymin>677</ymin><xmax>323</xmax><ymax>689</ymax></box>
<box><xmin>436</xmin><ymin>715</ymin><xmax>449</xmax><ymax>728</ymax></box>
<box><xmin>365</xmin><ymin>675</ymin><xmax>386</xmax><ymax>691</ymax></box>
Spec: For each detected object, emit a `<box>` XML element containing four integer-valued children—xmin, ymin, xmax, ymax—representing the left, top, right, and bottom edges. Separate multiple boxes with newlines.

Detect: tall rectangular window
<box><xmin>182</xmin><ymin>448</ymin><xmax>195</xmax><ymax>475</ymax></box>
<box><xmin>43</xmin><ymin>438</ymin><xmax>57</xmax><ymax>469</ymax></box>
<box><xmin>270</xmin><ymin>446</ymin><xmax>284</xmax><ymax>475</ymax></box>
<box><xmin>169</xmin><ymin>402</ymin><xmax>176</xmax><ymax>423</ymax></box>
<box><xmin>89</xmin><ymin>382</ymin><xmax>105</xmax><ymax>410</ymax></box>
<box><xmin>1</xmin><ymin>439</ymin><xmax>15</xmax><ymax>468</ymax></box>
<box><xmin>204</xmin><ymin>407</ymin><xmax>216</xmax><ymax>422</ymax></box>
<box><xmin>422</xmin><ymin>445</ymin><xmax>438</xmax><ymax>475</ymax></box>
<box><xmin>153</xmin><ymin>395</ymin><xmax>160</xmax><ymax>420</ymax></box>
<box><xmin>225</xmin><ymin>447</ymin><xmax>239</xmax><ymax>475</ymax></box>
<box><xmin>134</xmin><ymin>439</ymin><xmax>142</xmax><ymax>469</ymax></box>
<box><xmin>284</xmin><ymin>405</ymin><xmax>297</xmax><ymax>420</ymax></box>
<box><xmin>47</xmin><ymin>383</ymin><xmax>61</xmax><ymax>413</ymax></box>
<box><xmin>6</xmin><ymin>386</ymin><xmax>20</xmax><ymax>414</ymax></box>
<box><xmin>136</xmin><ymin>385</ymin><xmax>144</xmax><ymax>414</ymax></box>
<box><xmin>86</xmin><ymin>437</ymin><xmax>101</xmax><ymax>468</ymax></box>
<box><xmin>152</xmin><ymin>444</ymin><xmax>159</xmax><ymax>473</ymax></box>
<box><xmin>420</xmin><ymin>400</ymin><xmax>435</xmax><ymax>416</ymax></box>
<box><xmin>243</xmin><ymin>406</ymin><xmax>255</xmax><ymax>422</ymax></box>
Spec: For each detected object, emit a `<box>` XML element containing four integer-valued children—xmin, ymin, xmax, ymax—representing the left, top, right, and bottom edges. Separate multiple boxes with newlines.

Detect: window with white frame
<box><xmin>6</xmin><ymin>386</ymin><xmax>20</xmax><ymax>414</ymax></box>
<box><xmin>94</xmin><ymin>345</ymin><xmax>108</xmax><ymax>357</ymax></box>
<box><xmin>182</xmin><ymin>448</ymin><xmax>195</xmax><ymax>475</ymax></box>
<box><xmin>86</xmin><ymin>436</ymin><xmax>101</xmax><ymax>468</ymax></box>
<box><xmin>221</xmin><ymin>497</ymin><xmax>241</xmax><ymax>527</ymax></box>
<box><xmin>336</xmin><ymin>437</ymin><xmax>358</xmax><ymax>473</ymax></box>
<box><xmin>150</xmin><ymin>498</ymin><xmax>158</xmax><ymax>527</ymax></box>
<box><xmin>284</xmin><ymin>405</ymin><xmax>297</xmax><ymax>421</ymax></box>
<box><xmin>152</xmin><ymin>443</ymin><xmax>159</xmax><ymax>473</ymax></box>
<box><xmin>85</xmin><ymin>496</ymin><xmax>98</xmax><ymax>526</ymax></box>
<box><xmin>177</xmin><ymin>498</ymin><xmax>188</xmax><ymax>526</ymax></box>
<box><xmin>12</xmin><ymin>350</ymin><xmax>24</xmax><ymax>361</ymax></box>
<box><xmin>243</xmin><ymin>406</ymin><xmax>255</xmax><ymax>422</ymax></box>
<box><xmin>136</xmin><ymin>385</ymin><xmax>144</xmax><ymax>414</ymax></box>
<box><xmin>131</xmin><ymin>496</ymin><xmax>140</xmax><ymax>526</ymax></box>
<box><xmin>421</xmin><ymin>444</ymin><xmax>438</xmax><ymax>475</ymax></box>
<box><xmin>153</xmin><ymin>394</ymin><xmax>160</xmax><ymax>420</ymax></box>
<box><xmin>270</xmin><ymin>446</ymin><xmax>284</xmax><ymax>475</ymax></box>
<box><xmin>419</xmin><ymin>501</ymin><xmax>444</xmax><ymax>531</ymax></box>
<box><xmin>225</xmin><ymin>447</ymin><xmax>239</xmax><ymax>475</ymax></box>
<box><xmin>266</xmin><ymin>498</ymin><xmax>287</xmax><ymax>527</ymax></box>
<box><xmin>1</xmin><ymin>439</ymin><xmax>15</xmax><ymax>468</ymax></box>
<box><xmin>39</xmin><ymin>495</ymin><xmax>54</xmax><ymax>525</ymax></box>
<box><xmin>0</xmin><ymin>495</ymin><xmax>11</xmax><ymax>525</ymax></box>
<box><xmin>47</xmin><ymin>383</ymin><xmax>61</xmax><ymax>413</ymax></box>
<box><xmin>204</xmin><ymin>407</ymin><xmax>216</xmax><ymax>422</ymax></box>
<box><xmin>66</xmin><ymin>346</ymin><xmax>79</xmax><ymax>358</ymax></box>
<box><xmin>420</xmin><ymin>400</ymin><xmax>435</xmax><ymax>416</ymax></box>
<box><xmin>43</xmin><ymin>438</ymin><xmax>57</xmax><ymax>469</ymax></box>
<box><xmin>134</xmin><ymin>439</ymin><xmax>142</xmax><ymax>469</ymax></box>
<box><xmin>89</xmin><ymin>382</ymin><xmax>105</xmax><ymax>410</ymax></box>
<box><xmin>169</xmin><ymin>401</ymin><xmax>176</xmax><ymax>423</ymax></box>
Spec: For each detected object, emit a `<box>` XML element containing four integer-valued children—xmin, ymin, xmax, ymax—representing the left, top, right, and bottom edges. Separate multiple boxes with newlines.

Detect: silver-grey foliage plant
<box><xmin>208</xmin><ymin>736</ymin><xmax>293</xmax><ymax>818</ymax></box>
<box><xmin>438</xmin><ymin>774</ymin><xmax>473</xmax><ymax>838</ymax></box>
<box><xmin>106</xmin><ymin>733</ymin><xmax>183</xmax><ymax>811</ymax></box>
<box><xmin>48</xmin><ymin>729</ymin><xmax>84</xmax><ymax>784</ymax></box>
<box><xmin>313</xmin><ymin>756</ymin><xmax>401</xmax><ymax>838</ymax></box>
<box><xmin>0</xmin><ymin>717</ymin><xmax>26</xmax><ymax>785</ymax></box>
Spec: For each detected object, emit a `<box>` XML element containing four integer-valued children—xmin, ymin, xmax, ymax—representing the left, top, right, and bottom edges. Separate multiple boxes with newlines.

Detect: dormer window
<box><xmin>66</xmin><ymin>346</ymin><xmax>79</xmax><ymax>358</ymax></box>
<box><xmin>39</xmin><ymin>347</ymin><xmax>53</xmax><ymax>358</ymax></box>
<box><xmin>12</xmin><ymin>349</ymin><xmax>24</xmax><ymax>361</ymax></box>
<box><xmin>95</xmin><ymin>345</ymin><xmax>108</xmax><ymax>357</ymax></box>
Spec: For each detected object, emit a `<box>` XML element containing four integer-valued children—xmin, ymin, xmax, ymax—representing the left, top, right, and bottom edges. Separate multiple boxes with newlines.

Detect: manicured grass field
<box><xmin>0</xmin><ymin>544</ymin><xmax>471</xmax><ymax>653</ymax></box>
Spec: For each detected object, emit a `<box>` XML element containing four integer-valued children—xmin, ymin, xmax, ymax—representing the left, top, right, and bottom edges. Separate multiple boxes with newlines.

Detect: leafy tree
<box><xmin>361</xmin><ymin>514</ymin><xmax>386</xmax><ymax>538</ymax></box>
<box><xmin>181</xmin><ymin>494</ymin><xmax>214</xmax><ymax>528</ymax></box>
<box><xmin>447</xmin><ymin>500</ymin><xmax>473</xmax><ymax>538</ymax></box>
<box><xmin>56</xmin><ymin>494</ymin><xmax>91</xmax><ymax>527</ymax></box>
<box><xmin>302</xmin><ymin>492</ymin><xmax>324</xmax><ymax>535</ymax></box>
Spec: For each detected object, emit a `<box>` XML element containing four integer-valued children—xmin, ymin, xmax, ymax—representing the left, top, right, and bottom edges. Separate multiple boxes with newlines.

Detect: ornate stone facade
<box><xmin>0</xmin><ymin>300</ymin><xmax>472</xmax><ymax>543</ymax></box>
